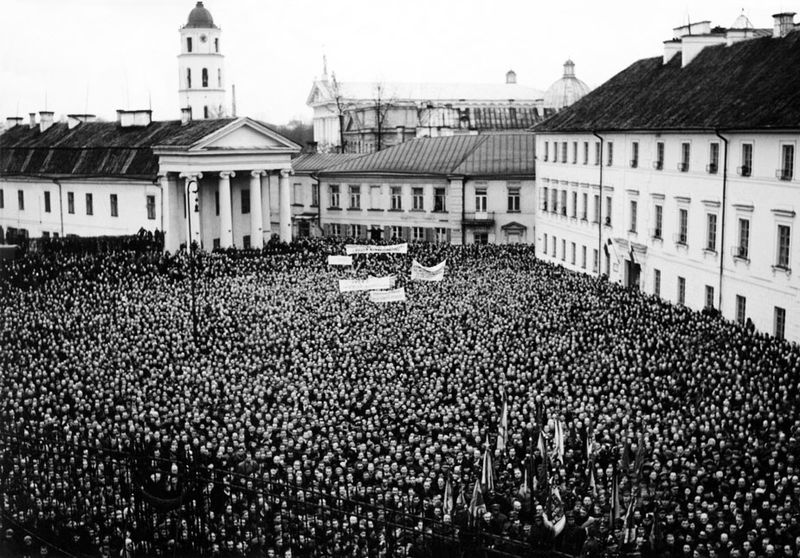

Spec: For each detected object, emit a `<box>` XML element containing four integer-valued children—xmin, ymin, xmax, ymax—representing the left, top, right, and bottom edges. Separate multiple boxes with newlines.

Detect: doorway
<box><xmin>625</xmin><ymin>259</ymin><xmax>641</xmax><ymax>289</ymax></box>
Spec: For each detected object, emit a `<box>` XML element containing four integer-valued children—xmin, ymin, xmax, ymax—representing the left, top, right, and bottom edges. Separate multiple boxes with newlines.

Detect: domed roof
<box><xmin>731</xmin><ymin>11</ymin><xmax>754</xmax><ymax>30</ymax></box>
<box><xmin>185</xmin><ymin>2</ymin><xmax>216</xmax><ymax>28</ymax></box>
<box><xmin>543</xmin><ymin>60</ymin><xmax>591</xmax><ymax>111</ymax></box>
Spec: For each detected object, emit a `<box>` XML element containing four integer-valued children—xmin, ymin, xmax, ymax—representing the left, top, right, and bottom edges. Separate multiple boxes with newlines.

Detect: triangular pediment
<box><xmin>190</xmin><ymin>118</ymin><xmax>300</xmax><ymax>152</ymax></box>
<box><xmin>306</xmin><ymin>81</ymin><xmax>333</xmax><ymax>106</ymax></box>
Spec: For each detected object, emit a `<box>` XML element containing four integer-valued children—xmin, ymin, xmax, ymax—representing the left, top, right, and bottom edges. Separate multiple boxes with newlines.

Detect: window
<box><xmin>593</xmin><ymin>194</ymin><xmax>600</xmax><ymax>223</ymax></box>
<box><xmin>187</xmin><ymin>69</ymin><xmax>192</xmax><ymax>88</ymax></box>
<box><xmin>572</xmin><ymin>141</ymin><xmax>578</xmax><ymax>164</ymax></box>
<box><xmin>780</xmin><ymin>144</ymin><xmax>794</xmax><ymax>180</ymax></box>
<box><xmin>243</xmin><ymin>235</ymin><xmax>251</xmax><ymax>249</ymax></box>
<box><xmin>214</xmin><ymin>38</ymin><xmax>219</xmax><ymax>52</ymax></box>
<box><xmin>42</xmin><ymin>231</ymin><xmax>49</xmax><ymax>238</ymax></box>
<box><xmin>67</xmin><ymin>192</ymin><xmax>74</xmax><ymax>214</ymax></box>
<box><xmin>293</xmin><ymin>183</ymin><xmax>303</xmax><ymax>205</ymax></box>
<box><xmin>434</xmin><ymin>188</ymin><xmax>446</xmax><ymax>212</ymax></box>
<box><xmin>653</xmin><ymin>268</ymin><xmax>661</xmax><ymax>297</ymax></box>
<box><xmin>570</xmin><ymin>242</ymin><xmax>576</xmax><ymax>265</ymax></box>
<box><xmin>146</xmin><ymin>195</ymin><xmax>156</xmax><ymax>220</ymax></box>
<box><xmin>581</xmin><ymin>246</ymin><xmax>587</xmax><ymax>269</ymax></box>
<box><xmin>561</xmin><ymin>142</ymin><xmax>567</xmax><ymax>163</ymax></box>
<box><xmin>631</xmin><ymin>142</ymin><xmax>639</xmax><ymax>168</ymax></box>
<box><xmin>629</xmin><ymin>200</ymin><xmax>638</xmax><ymax>233</ymax></box>
<box><xmin>202</xmin><ymin>68</ymin><xmax>208</xmax><ymax>87</ymax></box>
<box><xmin>739</xmin><ymin>143</ymin><xmax>752</xmax><ymax>176</ymax></box>
<box><xmin>654</xmin><ymin>205</ymin><xmax>663</xmax><ymax>239</ymax></box>
<box><xmin>655</xmin><ymin>142</ymin><xmax>664</xmax><ymax>170</ymax></box>
<box><xmin>110</xmin><ymin>194</ymin><xmax>118</xmax><ymax>217</ymax></box>
<box><xmin>560</xmin><ymin>190</ymin><xmax>567</xmax><ymax>216</ymax></box>
<box><xmin>605</xmin><ymin>253</ymin><xmax>610</xmax><ymax>276</ymax></box>
<box><xmin>412</xmin><ymin>187</ymin><xmax>424</xmax><ymax>210</ymax></box>
<box><xmin>571</xmin><ymin>191</ymin><xmax>577</xmax><ymax>218</ymax></box>
<box><xmin>583</xmin><ymin>141</ymin><xmax>589</xmax><ymax>165</ymax></box>
<box><xmin>677</xmin><ymin>276</ymin><xmax>686</xmax><ymax>305</ymax></box>
<box><xmin>774</xmin><ymin>307</ymin><xmax>786</xmax><ymax>339</ymax></box>
<box><xmin>350</xmin><ymin>224</ymin><xmax>362</xmax><ymax>238</ymax></box>
<box><xmin>435</xmin><ymin>228</ymin><xmax>448</xmax><ymax>243</ymax></box>
<box><xmin>594</xmin><ymin>142</ymin><xmax>601</xmax><ymax>165</ymax></box>
<box><xmin>605</xmin><ymin>196</ymin><xmax>612</xmax><ymax>226</ymax></box>
<box><xmin>551</xmin><ymin>190</ymin><xmax>557</xmax><ymax>213</ymax></box>
<box><xmin>705</xmin><ymin>285</ymin><xmax>715</xmax><ymax>309</ymax></box>
<box><xmin>241</xmin><ymin>189</ymin><xmax>250</xmax><ymax>214</ymax></box>
<box><xmin>553</xmin><ymin>142</ymin><xmax>558</xmax><ymax>163</ymax></box>
<box><xmin>679</xmin><ymin>142</ymin><xmax>690</xmax><ymax>172</ymax></box>
<box><xmin>474</xmin><ymin>232</ymin><xmax>488</xmax><ymax>245</ymax></box>
<box><xmin>475</xmin><ymin>189</ymin><xmax>487</xmax><ymax>212</ymax></box>
<box><xmin>678</xmin><ymin>208</ymin><xmax>688</xmax><ymax>244</ymax></box>
<box><xmin>561</xmin><ymin>239</ymin><xmax>566</xmax><ymax>261</ymax></box>
<box><xmin>552</xmin><ymin>235</ymin><xmax>556</xmax><ymax>255</ymax></box>
<box><xmin>777</xmin><ymin>224</ymin><xmax>791</xmax><ymax>269</ymax></box>
<box><xmin>349</xmin><ymin>185</ymin><xmax>361</xmax><ymax>209</ymax></box>
<box><xmin>331</xmin><ymin>223</ymin><xmax>342</xmax><ymax>237</ymax></box>
<box><xmin>508</xmin><ymin>188</ymin><xmax>520</xmax><ymax>212</ymax></box>
<box><xmin>706</xmin><ymin>213</ymin><xmax>717</xmax><ymax>251</ymax></box>
<box><xmin>543</xmin><ymin>233</ymin><xmax>548</xmax><ymax>255</ymax></box>
<box><xmin>329</xmin><ymin>184</ymin><xmax>340</xmax><ymax>208</ymax></box>
<box><xmin>544</xmin><ymin>142</ymin><xmax>549</xmax><ymax>162</ymax></box>
<box><xmin>708</xmin><ymin>143</ymin><xmax>719</xmax><ymax>174</ymax></box>
<box><xmin>311</xmin><ymin>184</ymin><xmax>319</xmax><ymax>207</ymax></box>
<box><xmin>593</xmin><ymin>249</ymin><xmax>599</xmax><ymax>273</ymax></box>
<box><xmin>214</xmin><ymin>190</ymin><xmax>220</xmax><ymax>215</ymax></box>
<box><xmin>735</xmin><ymin>295</ymin><xmax>746</xmax><ymax>325</ymax></box>
<box><xmin>187</xmin><ymin>37</ymin><xmax>193</xmax><ymax>52</ymax></box>
<box><xmin>607</xmin><ymin>142</ymin><xmax>614</xmax><ymax>166</ymax></box>
<box><xmin>44</xmin><ymin>191</ymin><xmax>51</xmax><ymax>213</ymax></box>
<box><xmin>0</xmin><ymin>189</ymin><xmax>4</xmax><ymax>208</ymax></box>
<box><xmin>85</xmin><ymin>193</ymin><xmax>93</xmax><ymax>216</ymax></box>
<box><xmin>542</xmin><ymin>187</ymin><xmax>549</xmax><ymax>212</ymax></box>
<box><xmin>203</xmin><ymin>106</ymin><xmax>209</xmax><ymax>119</ymax></box>
<box><xmin>412</xmin><ymin>226</ymin><xmax>425</xmax><ymax>241</ymax></box>
<box><xmin>391</xmin><ymin>186</ymin><xmax>402</xmax><ymax>210</ymax></box>
<box><xmin>581</xmin><ymin>193</ymin><xmax>588</xmax><ymax>220</ymax></box>
<box><xmin>369</xmin><ymin>185</ymin><xmax>381</xmax><ymax>209</ymax></box>
<box><xmin>217</xmin><ymin>68</ymin><xmax>222</xmax><ymax>88</ymax></box>
<box><xmin>213</xmin><ymin>238</ymin><xmax>220</xmax><ymax>250</ymax></box>
<box><xmin>391</xmin><ymin>226</ymin><xmax>403</xmax><ymax>239</ymax></box>
<box><xmin>737</xmin><ymin>218</ymin><xmax>750</xmax><ymax>259</ymax></box>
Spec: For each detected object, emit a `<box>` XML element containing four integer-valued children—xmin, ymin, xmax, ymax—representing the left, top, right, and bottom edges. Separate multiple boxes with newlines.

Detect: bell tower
<box><xmin>178</xmin><ymin>2</ymin><xmax>225</xmax><ymax>120</ymax></box>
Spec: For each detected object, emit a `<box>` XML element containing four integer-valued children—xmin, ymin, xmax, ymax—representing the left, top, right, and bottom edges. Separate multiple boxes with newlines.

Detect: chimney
<box><xmin>67</xmin><ymin>114</ymin><xmax>96</xmax><ymax>129</ymax></box>
<box><xmin>39</xmin><ymin>111</ymin><xmax>55</xmax><ymax>133</ymax></box>
<box><xmin>181</xmin><ymin>107</ymin><xmax>192</xmax><ymax>125</ymax></box>
<box><xmin>773</xmin><ymin>12</ymin><xmax>796</xmax><ymax>38</ymax></box>
<box><xmin>6</xmin><ymin>117</ymin><xmax>24</xmax><ymax>128</ymax></box>
<box><xmin>29</xmin><ymin>113</ymin><xmax>37</xmax><ymax>128</ymax></box>
<box><xmin>117</xmin><ymin>109</ymin><xmax>153</xmax><ymax>127</ymax></box>
<box><xmin>663</xmin><ymin>39</ymin><xmax>682</xmax><ymax>64</ymax></box>
<box><xmin>505</xmin><ymin>70</ymin><xmax>517</xmax><ymax>84</ymax></box>
<box><xmin>395</xmin><ymin>125</ymin><xmax>405</xmax><ymax>144</ymax></box>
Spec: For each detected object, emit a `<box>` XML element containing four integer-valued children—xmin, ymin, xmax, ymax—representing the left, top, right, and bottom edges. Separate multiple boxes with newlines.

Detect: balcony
<box><xmin>737</xmin><ymin>165</ymin><xmax>751</xmax><ymax>177</ymax></box>
<box><xmin>776</xmin><ymin>168</ymin><xmax>794</xmax><ymax>181</ymax></box>
<box><xmin>463</xmin><ymin>211</ymin><xmax>495</xmax><ymax>226</ymax></box>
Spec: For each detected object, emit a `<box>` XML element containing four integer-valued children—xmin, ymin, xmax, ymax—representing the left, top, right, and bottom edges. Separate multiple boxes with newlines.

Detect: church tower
<box><xmin>178</xmin><ymin>2</ymin><xmax>225</xmax><ymax>120</ymax></box>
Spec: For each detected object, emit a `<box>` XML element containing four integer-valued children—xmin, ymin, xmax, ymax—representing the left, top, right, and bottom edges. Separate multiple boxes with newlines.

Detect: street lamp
<box><xmin>186</xmin><ymin>179</ymin><xmax>199</xmax><ymax>341</ymax></box>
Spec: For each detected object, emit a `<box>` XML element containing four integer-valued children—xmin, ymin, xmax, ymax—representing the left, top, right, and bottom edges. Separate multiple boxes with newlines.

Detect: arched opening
<box><xmin>202</xmin><ymin>68</ymin><xmax>208</xmax><ymax>88</ymax></box>
<box><xmin>203</xmin><ymin>106</ymin><xmax>209</xmax><ymax>119</ymax></box>
<box><xmin>214</xmin><ymin>38</ymin><xmax>219</xmax><ymax>52</ymax></box>
<box><xmin>186</xmin><ymin>37</ymin><xmax>193</xmax><ymax>52</ymax></box>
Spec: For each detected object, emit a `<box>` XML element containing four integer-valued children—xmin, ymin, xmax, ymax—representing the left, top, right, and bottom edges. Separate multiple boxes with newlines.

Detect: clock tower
<box><xmin>178</xmin><ymin>2</ymin><xmax>226</xmax><ymax>120</ymax></box>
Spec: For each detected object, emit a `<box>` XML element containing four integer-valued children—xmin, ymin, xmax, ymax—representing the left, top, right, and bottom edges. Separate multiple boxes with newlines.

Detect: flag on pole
<box><xmin>588</xmin><ymin>464</ymin><xmax>598</xmax><ymax>497</ymax></box>
<box><xmin>552</xmin><ymin>420</ymin><xmax>565</xmax><ymax>463</ymax></box>
<box><xmin>621</xmin><ymin>440</ymin><xmax>632</xmax><ymax>474</ymax></box>
<box><xmin>481</xmin><ymin>439</ymin><xmax>495</xmax><ymax>493</ymax></box>
<box><xmin>468</xmin><ymin>480</ymin><xmax>486</xmax><ymax>522</ymax></box>
<box><xmin>609</xmin><ymin>467</ymin><xmax>621</xmax><ymax>528</ymax></box>
<box><xmin>634</xmin><ymin>434</ymin><xmax>646</xmax><ymax>479</ymax></box>
<box><xmin>497</xmin><ymin>395</ymin><xmax>508</xmax><ymax>453</ymax></box>
<box><xmin>456</xmin><ymin>483</ymin><xmax>466</xmax><ymax>508</ymax></box>
<box><xmin>537</xmin><ymin>430</ymin><xmax>547</xmax><ymax>458</ymax></box>
<box><xmin>518</xmin><ymin>468</ymin><xmax>531</xmax><ymax>500</ymax></box>
<box><xmin>443</xmin><ymin>477</ymin><xmax>454</xmax><ymax>516</ymax></box>
<box><xmin>586</xmin><ymin>422</ymin><xmax>594</xmax><ymax>460</ymax></box>
<box><xmin>622</xmin><ymin>496</ymin><xmax>637</xmax><ymax>544</ymax></box>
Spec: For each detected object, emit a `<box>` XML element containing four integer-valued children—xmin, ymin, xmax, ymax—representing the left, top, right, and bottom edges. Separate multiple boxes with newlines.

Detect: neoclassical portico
<box><xmin>153</xmin><ymin>118</ymin><xmax>300</xmax><ymax>252</ymax></box>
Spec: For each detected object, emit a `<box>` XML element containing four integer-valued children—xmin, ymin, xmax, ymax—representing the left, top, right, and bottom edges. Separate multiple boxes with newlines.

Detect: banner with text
<box><xmin>328</xmin><ymin>255</ymin><xmax>353</xmax><ymax>266</ymax></box>
<box><xmin>411</xmin><ymin>259</ymin><xmax>446</xmax><ymax>282</ymax></box>
<box><xmin>339</xmin><ymin>276</ymin><xmax>396</xmax><ymax>293</ymax></box>
<box><xmin>369</xmin><ymin>287</ymin><xmax>407</xmax><ymax>303</ymax></box>
<box><xmin>345</xmin><ymin>243</ymin><xmax>408</xmax><ymax>255</ymax></box>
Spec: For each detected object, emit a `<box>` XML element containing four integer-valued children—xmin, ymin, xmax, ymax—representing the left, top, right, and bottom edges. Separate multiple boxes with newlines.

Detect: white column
<box><xmin>218</xmin><ymin>171</ymin><xmax>235</xmax><ymax>248</ymax></box>
<box><xmin>250</xmin><ymin>170</ymin><xmax>266</xmax><ymax>248</ymax></box>
<box><xmin>180</xmin><ymin>172</ymin><xmax>203</xmax><ymax>248</ymax></box>
<box><xmin>159</xmin><ymin>174</ymin><xmax>173</xmax><ymax>252</ymax></box>
<box><xmin>279</xmin><ymin>168</ymin><xmax>292</xmax><ymax>243</ymax></box>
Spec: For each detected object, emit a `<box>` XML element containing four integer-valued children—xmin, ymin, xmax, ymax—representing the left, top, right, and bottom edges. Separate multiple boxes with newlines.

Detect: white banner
<box><xmin>411</xmin><ymin>259</ymin><xmax>446</xmax><ymax>282</ymax></box>
<box><xmin>345</xmin><ymin>243</ymin><xmax>408</xmax><ymax>255</ymax></box>
<box><xmin>339</xmin><ymin>276</ymin><xmax>396</xmax><ymax>293</ymax></box>
<box><xmin>369</xmin><ymin>287</ymin><xmax>407</xmax><ymax>303</ymax></box>
<box><xmin>327</xmin><ymin>255</ymin><xmax>353</xmax><ymax>266</ymax></box>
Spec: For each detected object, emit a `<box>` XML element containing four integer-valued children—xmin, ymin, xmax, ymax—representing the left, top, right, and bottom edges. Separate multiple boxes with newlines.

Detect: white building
<box><xmin>178</xmin><ymin>1</ymin><xmax>227</xmax><ymax>120</ymax></box>
<box><xmin>534</xmin><ymin>13</ymin><xmax>800</xmax><ymax>341</ymax></box>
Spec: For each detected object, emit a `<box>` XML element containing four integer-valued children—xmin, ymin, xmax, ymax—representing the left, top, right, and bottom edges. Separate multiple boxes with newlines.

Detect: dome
<box><xmin>731</xmin><ymin>11</ymin><xmax>754</xmax><ymax>29</ymax></box>
<box><xmin>543</xmin><ymin>60</ymin><xmax>591</xmax><ymax>111</ymax></box>
<box><xmin>185</xmin><ymin>2</ymin><xmax>216</xmax><ymax>28</ymax></box>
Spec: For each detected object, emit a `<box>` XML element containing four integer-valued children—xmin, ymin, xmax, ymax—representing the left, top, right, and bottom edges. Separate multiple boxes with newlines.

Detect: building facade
<box><xmin>313</xmin><ymin>134</ymin><xmax>536</xmax><ymax>244</ymax></box>
<box><xmin>534</xmin><ymin>13</ymin><xmax>800</xmax><ymax>341</ymax></box>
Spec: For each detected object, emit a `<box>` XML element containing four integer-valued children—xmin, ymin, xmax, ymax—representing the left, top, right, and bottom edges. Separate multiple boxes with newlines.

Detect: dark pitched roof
<box><xmin>0</xmin><ymin>119</ymin><xmax>235</xmax><ymax>178</ymax></box>
<box><xmin>534</xmin><ymin>31</ymin><xmax>800</xmax><ymax>132</ymax></box>
<box><xmin>320</xmin><ymin>133</ymin><xmax>535</xmax><ymax>178</ymax></box>
<box><xmin>291</xmin><ymin>153</ymin><xmax>361</xmax><ymax>173</ymax></box>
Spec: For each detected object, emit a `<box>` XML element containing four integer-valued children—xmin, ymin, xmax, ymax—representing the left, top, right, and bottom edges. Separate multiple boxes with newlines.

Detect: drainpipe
<box><xmin>52</xmin><ymin>179</ymin><xmax>64</xmax><ymax>237</ymax></box>
<box><xmin>155</xmin><ymin>176</ymin><xmax>164</xmax><ymax>235</ymax></box>
<box><xmin>461</xmin><ymin>177</ymin><xmax>466</xmax><ymax>245</ymax></box>
<box><xmin>715</xmin><ymin>130</ymin><xmax>729</xmax><ymax>314</ymax></box>
<box><xmin>592</xmin><ymin>131</ymin><xmax>604</xmax><ymax>278</ymax></box>
<box><xmin>311</xmin><ymin>173</ymin><xmax>322</xmax><ymax>235</ymax></box>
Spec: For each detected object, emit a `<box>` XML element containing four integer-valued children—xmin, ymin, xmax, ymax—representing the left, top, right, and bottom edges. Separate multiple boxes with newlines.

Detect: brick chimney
<box><xmin>773</xmin><ymin>12</ymin><xmax>796</xmax><ymax>38</ymax></box>
<box><xmin>29</xmin><ymin>113</ymin><xmax>37</xmax><ymax>128</ymax></box>
<box><xmin>5</xmin><ymin>117</ymin><xmax>24</xmax><ymax>128</ymax></box>
<box><xmin>67</xmin><ymin>114</ymin><xmax>96</xmax><ymax>129</ymax></box>
<box><xmin>181</xmin><ymin>107</ymin><xmax>192</xmax><ymax>125</ymax></box>
<box><xmin>39</xmin><ymin>111</ymin><xmax>55</xmax><ymax>133</ymax></box>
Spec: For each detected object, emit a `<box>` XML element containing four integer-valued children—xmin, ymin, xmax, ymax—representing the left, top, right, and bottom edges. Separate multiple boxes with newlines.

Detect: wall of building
<box><xmin>535</xmin><ymin>130</ymin><xmax>800</xmax><ymax>341</ymax></box>
<box><xmin>462</xmin><ymin>179</ymin><xmax>535</xmax><ymax>244</ymax></box>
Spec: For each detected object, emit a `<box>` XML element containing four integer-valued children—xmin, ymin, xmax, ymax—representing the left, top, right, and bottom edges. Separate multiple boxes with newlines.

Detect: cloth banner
<box><xmin>339</xmin><ymin>276</ymin><xmax>396</xmax><ymax>293</ymax></box>
<box><xmin>327</xmin><ymin>255</ymin><xmax>353</xmax><ymax>266</ymax></box>
<box><xmin>411</xmin><ymin>259</ymin><xmax>446</xmax><ymax>281</ymax></box>
<box><xmin>345</xmin><ymin>243</ymin><xmax>408</xmax><ymax>255</ymax></box>
<box><xmin>369</xmin><ymin>287</ymin><xmax>407</xmax><ymax>303</ymax></box>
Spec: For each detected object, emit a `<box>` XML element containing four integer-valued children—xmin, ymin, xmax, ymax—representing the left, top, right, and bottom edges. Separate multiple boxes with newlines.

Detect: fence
<box><xmin>0</xmin><ymin>431</ymin><xmax>577</xmax><ymax>558</ymax></box>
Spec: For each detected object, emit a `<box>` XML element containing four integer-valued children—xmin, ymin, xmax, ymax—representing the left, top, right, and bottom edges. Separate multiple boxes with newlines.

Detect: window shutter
<box><xmin>403</xmin><ymin>227</ymin><xmax>411</xmax><ymax>241</ymax></box>
<box><xmin>425</xmin><ymin>228</ymin><xmax>434</xmax><ymax>242</ymax></box>
<box><xmin>446</xmin><ymin>228</ymin><xmax>452</xmax><ymax>243</ymax></box>
<box><xmin>324</xmin><ymin>223</ymin><xmax>331</xmax><ymax>237</ymax></box>
<box><xmin>384</xmin><ymin>225</ymin><xmax>392</xmax><ymax>240</ymax></box>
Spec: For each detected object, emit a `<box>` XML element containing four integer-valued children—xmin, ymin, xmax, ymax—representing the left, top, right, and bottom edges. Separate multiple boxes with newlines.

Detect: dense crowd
<box><xmin>1</xmin><ymin>238</ymin><xmax>798</xmax><ymax>558</ymax></box>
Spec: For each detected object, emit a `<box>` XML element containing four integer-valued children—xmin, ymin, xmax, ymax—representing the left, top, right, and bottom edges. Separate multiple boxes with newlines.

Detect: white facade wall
<box><xmin>535</xmin><ymin>130</ymin><xmax>800</xmax><ymax>342</ymax></box>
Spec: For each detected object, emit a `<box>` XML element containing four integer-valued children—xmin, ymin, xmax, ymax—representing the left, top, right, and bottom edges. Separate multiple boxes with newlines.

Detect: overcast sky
<box><xmin>0</xmin><ymin>0</ymin><xmax>795</xmax><ymax>125</ymax></box>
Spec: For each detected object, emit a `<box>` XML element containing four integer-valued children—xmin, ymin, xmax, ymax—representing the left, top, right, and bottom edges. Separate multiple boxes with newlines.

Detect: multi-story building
<box><xmin>313</xmin><ymin>133</ymin><xmax>536</xmax><ymax>244</ymax></box>
<box><xmin>534</xmin><ymin>13</ymin><xmax>800</xmax><ymax>341</ymax></box>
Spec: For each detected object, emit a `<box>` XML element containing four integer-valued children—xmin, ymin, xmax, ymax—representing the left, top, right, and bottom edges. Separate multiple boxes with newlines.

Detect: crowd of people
<box><xmin>1</xmin><ymin>237</ymin><xmax>798</xmax><ymax>558</ymax></box>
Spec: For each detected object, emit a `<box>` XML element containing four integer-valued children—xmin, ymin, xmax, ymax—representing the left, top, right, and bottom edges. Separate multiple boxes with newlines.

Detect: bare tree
<box><xmin>329</xmin><ymin>72</ymin><xmax>348</xmax><ymax>153</ymax></box>
<box><xmin>372</xmin><ymin>83</ymin><xmax>396</xmax><ymax>152</ymax></box>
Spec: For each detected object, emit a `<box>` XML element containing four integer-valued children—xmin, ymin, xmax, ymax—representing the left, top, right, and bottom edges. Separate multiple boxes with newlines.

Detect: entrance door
<box><xmin>626</xmin><ymin>259</ymin><xmax>641</xmax><ymax>289</ymax></box>
<box><xmin>370</xmin><ymin>227</ymin><xmax>382</xmax><ymax>241</ymax></box>
<box><xmin>298</xmin><ymin>220</ymin><xmax>310</xmax><ymax>238</ymax></box>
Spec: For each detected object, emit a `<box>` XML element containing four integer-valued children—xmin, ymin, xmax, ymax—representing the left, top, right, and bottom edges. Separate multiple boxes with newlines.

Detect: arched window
<box><xmin>187</xmin><ymin>68</ymin><xmax>192</xmax><ymax>88</ymax></box>
<box><xmin>187</xmin><ymin>37</ymin><xmax>193</xmax><ymax>52</ymax></box>
<box><xmin>214</xmin><ymin>38</ymin><xmax>219</xmax><ymax>52</ymax></box>
<box><xmin>204</xmin><ymin>106</ymin><xmax>209</xmax><ymax>119</ymax></box>
<box><xmin>217</xmin><ymin>69</ymin><xmax>222</xmax><ymax>87</ymax></box>
<box><xmin>202</xmin><ymin>68</ymin><xmax>208</xmax><ymax>88</ymax></box>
